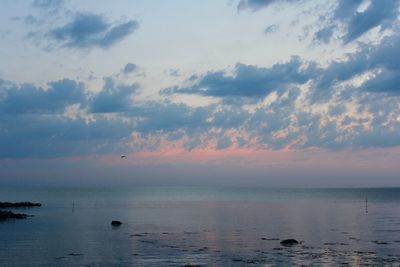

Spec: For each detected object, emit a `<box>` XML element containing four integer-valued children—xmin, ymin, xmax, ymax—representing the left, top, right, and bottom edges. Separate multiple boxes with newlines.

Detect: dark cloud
<box><xmin>0</xmin><ymin>79</ymin><xmax>85</xmax><ymax>114</ymax></box>
<box><xmin>264</xmin><ymin>24</ymin><xmax>279</xmax><ymax>35</ymax></box>
<box><xmin>312</xmin><ymin>35</ymin><xmax>400</xmax><ymax>100</ymax></box>
<box><xmin>168</xmin><ymin>69</ymin><xmax>180</xmax><ymax>77</ymax></box>
<box><xmin>132</xmin><ymin>102</ymin><xmax>211</xmax><ymax>134</ymax></box>
<box><xmin>0</xmin><ymin>114</ymin><xmax>133</xmax><ymax>158</ymax></box>
<box><xmin>239</xmin><ymin>0</ymin><xmax>399</xmax><ymax>44</ymax></box>
<box><xmin>123</xmin><ymin>63</ymin><xmax>139</xmax><ymax>75</ymax></box>
<box><xmin>164</xmin><ymin>34</ymin><xmax>399</xmax><ymax>103</ymax></box>
<box><xmin>341</xmin><ymin>0</ymin><xmax>398</xmax><ymax>43</ymax></box>
<box><xmin>360</xmin><ymin>70</ymin><xmax>400</xmax><ymax>94</ymax></box>
<box><xmin>162</xmin><ymin>56</ymin><xmax>315</xmax><ymax>101</ymax></box>
<box><xmin>90</xmin><ymin>78</ymin><xmax>138</xmax><ymax>113</ymax></box>
<box><xmin>33</xmin><ymin>0</ymin><xmax>64</xmax><ymax>9</ymax></box>
<box><xmin>11</xmin><ymin>15</ymin><xmax>45</xmax><ymax>26</ymax></box>
<box><xmin>212</xmin><ymin>107</ymin><xmax>249</xmax><ymax>129</ymax></box>
<box><xmin>316</xmin><ymin>0</ymin><xmax>399</xmax><ymax>44</ymax></box>
<box><xmin>238</xmin><ymin>0</ymin><xmax>299</xmax><ymax>11</ymax></box>
<box><xmin>49</xmin><ymin>13</ymin><xmax>139</xmax><ymax>49</ymax></box>
<box><xmin>216</xmin><ymin>136</ymin><xmax>232</xmax><ymax>150</ymax></box>
<box><xmin>314</xmin><ymin>25</ymin><xmax>335</xmax><ymax>43</ymax></box>
<box><xmin>328</xmin><ymin>104</ymin><xmax>346</xmax><ymax>116</ymax></box>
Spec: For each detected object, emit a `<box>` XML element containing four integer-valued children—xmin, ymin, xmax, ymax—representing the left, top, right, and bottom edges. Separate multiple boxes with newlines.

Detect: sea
<box><xmin>1</xmin><ymin>187</ymin><xmax>400</xmax><ymax>266</ymax></box>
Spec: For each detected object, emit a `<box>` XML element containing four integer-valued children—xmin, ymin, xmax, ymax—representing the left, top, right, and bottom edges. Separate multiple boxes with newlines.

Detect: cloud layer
<box><xmin>162</xmin><ymin>56</ymin><xmax>315</xmax><ymax>102</ymax></box>
<box><xmin>0</xmin><ymin>0</ymin><xmax>399</xmax><ymax>159</ymax></box>
<box><xmin>1</xmin><ymin>31</ymin><xmax>400</xmax><ymax>159</ymax></box>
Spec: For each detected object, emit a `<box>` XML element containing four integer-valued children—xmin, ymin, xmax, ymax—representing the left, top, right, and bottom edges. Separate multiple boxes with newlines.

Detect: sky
<box><xmin>0</xmin><ymin>0</ymin><xmax>400</xmax><ymax>186</ymax></box>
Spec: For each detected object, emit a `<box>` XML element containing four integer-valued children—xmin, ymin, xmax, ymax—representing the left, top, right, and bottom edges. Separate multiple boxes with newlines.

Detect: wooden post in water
<box><xmin>365</xmin><ymin>197</ymin><xmax>368</xmax><ymax>214</ymax></box>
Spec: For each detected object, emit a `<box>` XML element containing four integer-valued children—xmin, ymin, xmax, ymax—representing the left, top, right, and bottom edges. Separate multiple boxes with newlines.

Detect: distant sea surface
<box><xmin>1</xmin><ymin>187</ymin><xmax>400</xmax><ymax>266</ymax></box>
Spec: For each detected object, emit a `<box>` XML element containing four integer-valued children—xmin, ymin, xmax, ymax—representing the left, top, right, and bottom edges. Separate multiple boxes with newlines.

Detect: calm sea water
<box><xmin>1</xmin><ymin>187</ymin><xmax>400</xmax><ymax>266</ymax></box>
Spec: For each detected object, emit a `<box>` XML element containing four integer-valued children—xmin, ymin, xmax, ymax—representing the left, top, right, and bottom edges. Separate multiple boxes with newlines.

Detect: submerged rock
<box><xmin>261</xmin><ymin>237</ymin><xmax>280</xmax><ymax>241</ymax></box>
<box><xmin>68</xmin><ymin>253</ymin><xmax>83</xmax><ymax>256</ymax></box>
<box><xmin>280</xmin><ymin>239</ymin><xmax>299</xmax><ymax>247</ymax></box>
<box><xmin>111</xmin><ymin>220</ymin><xmax>122</xmax><ymax>226</ymax></box>
<box><xmin>130</xmin><ymin>234</ymin><xmax>143</xmax><ymax>237</ymax></box>
<box><xmin>372</xmin><ymin>240</ymin><xmax>389</xmax><ymax>245</ymax></box>
<box><xmin>0</xmin><ymin>202</ymin><xmax>41</xmax><ymax>208</ymax></box>
<box><xmin>0</xmin><ymin>210</ymin><xmax>29</xmax><ymax>220</ymax></box>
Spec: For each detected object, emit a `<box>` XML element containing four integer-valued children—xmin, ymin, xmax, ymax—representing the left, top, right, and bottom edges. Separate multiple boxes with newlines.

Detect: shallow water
<box><xmin>1</xmin><ymin>187</ymin><xmax>400</xmax><ymax>266</ymax></box>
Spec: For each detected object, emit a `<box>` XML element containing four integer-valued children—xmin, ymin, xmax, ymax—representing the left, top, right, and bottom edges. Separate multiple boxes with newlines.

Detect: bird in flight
<box><xmin>121</xmin><ymin>155</ymin><xmax>126</xmax><ymax>159</ymax></box>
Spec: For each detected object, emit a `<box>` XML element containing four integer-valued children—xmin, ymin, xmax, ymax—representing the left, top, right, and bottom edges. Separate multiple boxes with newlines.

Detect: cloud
<box><xmin>0</xmin><ymin>78</ymin><xmax>85</xmax><ymax>114</ymax></box>
<box><xmin>2</xmin><ymin>30</ymin><xmax>400</xmax><ymax>158</ymax></box>
<box><xmin>216</xmin><ymin>135</ymin><xmax>232</xmax><ymax>149</ymax></box>
<box><xmin>168</xmin><ymin>69</ymin><xmax>180</xmax><ymax>77</ymax></box>
<box><xmin>89</xmin><ymin>77</ymin><xmax>138</xmax><ymax>113</ymax></box>
<box><xmin>49</xmin><ymin>13</ymin><xmax>139</xmax><ymax>49</ymax></box>
<box><xmin>162</xmin><ymin>56</ymin><xmax>315</xmax><ymax>101</ymax></box>
<box><xmin>360</xmin><ymin>70</ymin><xmax>400</xmax><ymax>94</ymax></box>
<box><xmin>264</xmin><ymin>24</ymin><xmax>279</xmax><ymax>35</ymax></box>
<box><xmin>316</xmin><ymin>0</ymin><xmax>399</xmax><ymax>44</ymax></box>
<box><xmin>237</xmin><ymin>0</ymin><xmax>299</xmax><ymax>11</ymax></box>
<box><xmin>33</xmin><ymin>0</ymin><xmax>64</xmax><ymax>9</ymax></box>
<box><xmin>314</xmin><ymin>25</ymin><xmax>335</xmax><ymax>43</ymax></box>
<box><xmin>0</xmin><ymin>114</ymin><xmax>133</xmax><ymax>158</ymax></box>
<box><xmin>312</xmin><ymin>35</ymin><xmax>400</xmax><ymax>100</ymax></box>
<box><xmin>1</xmin><ymin>74</ymin><xmax>400</xmax><ymax>158</ymax></box>
<box><xmin>132</xmin><ymin>102</ymin><xmax>211</xmax><ymax>134</ymax></box>
<box><xmin>238</xmin><ymin>0</ymin><xmax>399</xmax><ymax>44</ymax></box>
<box><xmin>164</xmin><ymin>34</ymin><xmax>400</xmax><ymax>104</ymax></box>
<box><xmin>342</xmin><ymin>0</ymin><xmax>398</xmax><ymax>43</ymax></box>
<box><xmin>122</xmin><ymin>63</ymin><xmax>139</xmax><ymax>75</ymax></box>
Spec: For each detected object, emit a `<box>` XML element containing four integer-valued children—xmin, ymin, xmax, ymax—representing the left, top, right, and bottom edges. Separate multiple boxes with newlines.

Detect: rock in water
<box><xmin>0</xmin><ymin>210</ymin><xmax>29</xmax><ymax>220</ymax></box>
<box><xmin>0</xmin><ymin>202</ymin><xmax>41</xmax><ymax>208</ymax></box>
<box><xmin>111</xmin><ymin>220</ymin><xmax>122</xmax><ymax>226</ymax></box>
<box><xmin>280</xmin><ymin>239</ymin><xmax>299</xmax><ymax>247</ymax></box>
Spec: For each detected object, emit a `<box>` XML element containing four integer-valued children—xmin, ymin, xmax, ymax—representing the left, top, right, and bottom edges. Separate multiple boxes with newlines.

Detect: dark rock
<box><xmin>280</xmin><ymin>239</ymin><xmax>299</xmax><ymax>247</ymax></box>
<box><xmin>261</xmin><ymin>237</ymin><xmax>280</xmax><ymax>241</ymax></box>
<box><xmin>372</xmin><ymin>240</ymin><xmax>389</xmax><ymax>245</ymax></box>
<box><xmin>130</xmin><ymin>234</ymin><xmax>143</xmax><ymax>237</ymax></box>
<box><xmin>111</xmin><ymin>220</ymin><xmax>122</xmax><ymax>226</ymax></box>
<box><xmin>139</xmin><ymin>240</ymin><xmax>157</xmax><ymax>244</ymax></box>
<box><xmin>162</xmin><ymin>232</ymin><xmax>172</xmax><ymax>235</ymax></box>
<box><xmin>0</xmin><ymin>210</ymin><xmax>30</xmax><ymax>220</ymax></box>
<box><xmin>68</xmin><ymin>253</ymin><xmax>83</xmax><ymax>256</ymax></box>
<box><xmin>0</xmin><ymin>202</ymin><xmax>41</xmax><ymax>208</ymax></box>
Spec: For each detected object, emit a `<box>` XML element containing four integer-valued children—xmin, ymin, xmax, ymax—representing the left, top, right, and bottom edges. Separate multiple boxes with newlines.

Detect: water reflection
<box><xmin>1</xmin><ymin>187</ymin><xmax>400</xmax><ymax>266</ymax></box>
